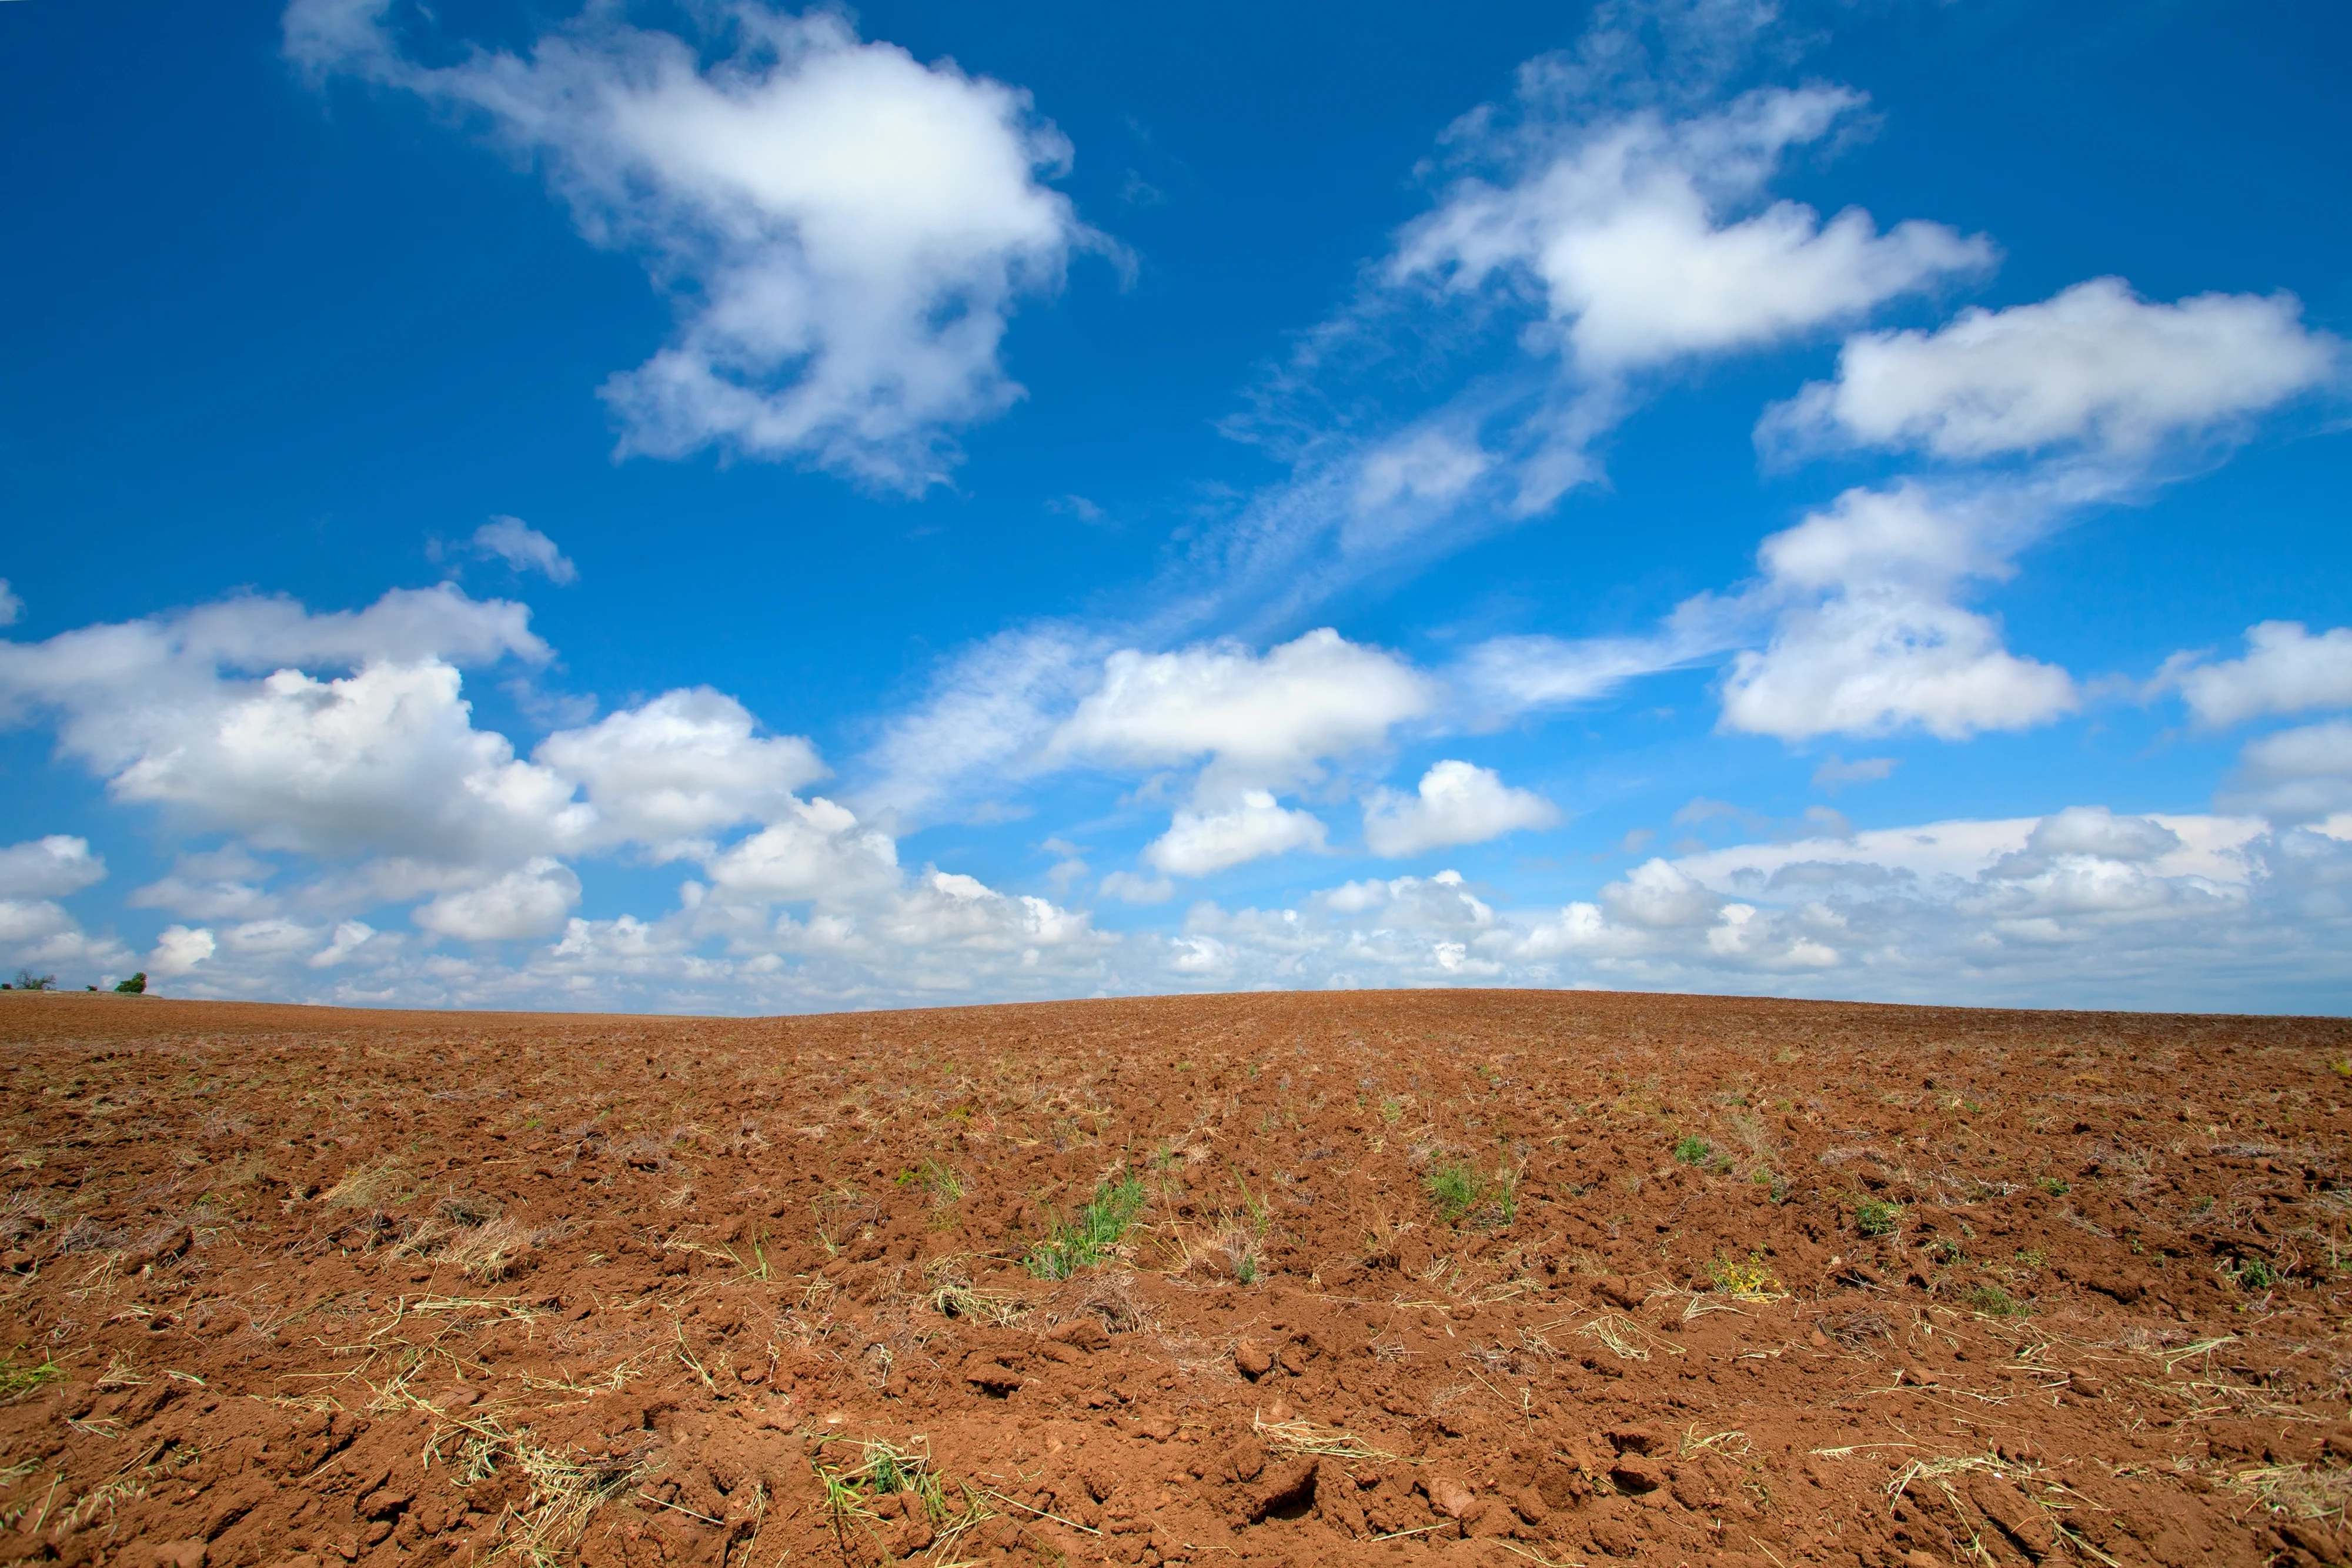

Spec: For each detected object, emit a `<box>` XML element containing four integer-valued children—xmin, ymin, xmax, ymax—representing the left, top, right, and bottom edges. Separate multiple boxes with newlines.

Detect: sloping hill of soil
<box><xmin>1</xmin><ymin>988</ymin><xmax>2348</xmax><ymax>1568</ymax></box>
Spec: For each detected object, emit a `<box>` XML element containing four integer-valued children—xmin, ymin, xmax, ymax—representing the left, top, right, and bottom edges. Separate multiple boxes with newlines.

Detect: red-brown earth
<box><xmin>2</xmin><ymin>988</ymin><xmax>2349</xmax><ymax>1568</ymax></box>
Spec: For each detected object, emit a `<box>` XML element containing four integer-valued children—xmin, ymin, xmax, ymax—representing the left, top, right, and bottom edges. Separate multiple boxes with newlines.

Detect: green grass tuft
<box><xmin>2229</xmin><ymin>1255</ymin><xmax>2279</xmax><ymax>1291</ymax></box>
<box><xmin>0</xmin><ymin>1346</ymin><xmax>66</xmax><ymax>1401</ymax></box>
<box><xmin>1424</xmin><ymin>1158</ymin><xmax>1479</xmax><ymax>1222</ymax></box>
<box><xmin>1422</xmin><ymin>1158</ymin><xmax>1517</xmax><ymax>1228</ymax></box>
<box><xmin>1963</xmin><ymin>1282</ymin><xmax>2029</xmax><ymax>1317</ymax></box>
<box><xmin>1672</xmin><ymin>1135</ymin><xmax>1712</xmax><ymax>1166</ymax></box>
<box><xmin>1855</xmin><ymin>1198</ymin><xmax>1902</xmax><ymax>1238</ymax></box>
<box><xmin>1025</xmin><ymin>1172</ymin><xmax>1147</xmax><ymax>1279</ymax></box>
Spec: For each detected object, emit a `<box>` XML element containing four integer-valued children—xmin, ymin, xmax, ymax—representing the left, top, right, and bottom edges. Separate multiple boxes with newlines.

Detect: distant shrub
<box><xmin>113</xmin><ymin>972</ymin><xmax>147</xmax><ymax>995</ymax></box>
<box><xmin>12</xmin><ymin>971</ymin><xmax>55</xmax><ymax>992</ymax></box>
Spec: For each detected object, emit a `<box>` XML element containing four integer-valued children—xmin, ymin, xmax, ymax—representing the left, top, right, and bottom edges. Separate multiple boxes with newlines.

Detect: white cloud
<box><xmin>108</xmin><ymin>660</ymin><xmax>590</xmax><ymax>864</ymax></box>
<box><xmin>1451</xmin><ymin>627</ymin><xmax>1712</xmax><ymax>717</ymax></box>
<box><xmin>1361</xmin><ymin>760</ymin><xmax>1559</xmax><ymax>856</ymax></box>
<box><xmin>1099</xmin><ymin>870</ymin><xmax>1174</xmax><ymax>905</ymax></box>
<box><xmin>0</xmin><ymin>837</ymin><xmax>105</xmax><ymax>900</ymax></box>
<box><xmin>0</xmin><ymin>580</ymin><xmax>19</xmax><ymax>628</ymax></box>
<box><xmin>700</xmin><ymin>795</ymin><xmax>901</xmax><ymax>902</ymax></box>
<box><xmin>129</xmin><ymin>847</ymin><xmax>279</xmax><ymax>921</ymax></box>
<box><xmin>1184</xmin><ymin>59</ymin><xmax>2000</xmax><ymax>637</ymax></box>
<box><xmin>857</xmin><ymin>623</ymin><xmax>1106</xmax><ymax>823</ymax></box>
<box><xmin>1812</xmin><ymin>754</ymin><xmax>1896</xmax><ymax>791</ymax></box>
<box><xmin>470</xmin><ymin>517</ymin><xmax>577</xmax><ymax>583</ymax></box>
<box><xmin>1115</xmin><ymin>806</ymin><xmax>2349</xmax><ymax>1010</ymax></box>
<box><xmin>1763</xmin><ymin>278</ymin><xmax>2340</xmax><ymax>462</ymax></box>
<box><xmin>0</xmin><ymin>899</ymin><xmax>126</xmax><ymax>976</ymax></box>
<box><xmin>1716</xmin><ymin>485</ymin><xmax>2076</xmax><ymax>740</ymax></box>
<box><xmin>538</xmin><ymin>687</ymin><xmax>824</xmax><ymax>852</ymax></box>
<box><xmin>1388</xmin><ymin>86</ymin><xmax>1987</xmax><ymax>507</ymax></box>
<box><xmin>288</xmin><ymin>0</ymin><xmax>1095</xmax><ymax>490</ymax></box>
<box><xmin>1050</xmin><ymin>628</ymin><xmax>1434</xmax><ymax>797</ymax></box>
<box><xmin>0</xmin><ymin>583</ymin><xmax>542</xmax><ymax>721</ymax></box>
<box><xmin>309</xmin><ymin>920</ymin><xmax>378</xmax><ymax>968</ymax></box>
<box><xmin>0</xmin><ymin>587</ymin><xmax>552</xmax><ymax>871</ymax></box>
<box><xmin>2163</xmin><ymin>621</ymin><xmax>2352</xmax><ymax>730</ymax></box>
<box><xmin>1352</xmin><ymin>428</ymin><xmax>1492</xmax><ymax>514</ymax></box>
<box><xmin>414</xmin><ymin>858</ymin><xmax>582</xmax><ymax>941</ymax></box>
<box><xmin>1144</xmin><ymin>791</ymin><xmax>1329</xmax><ymax>878</ymax></box>
<box><xmin>2221</xmin><ymin>720</ymin><xmax>2352</xmax><ymax>825</ymax></box>
<box><xmin>1399</xmin><ymin>89</ymin><xmax>1989</xmax><ymax>373</ymax></box>
<box><xmin>149</xmin><ymin>924</ymin><xmax>217</xmax><ymax>977</ymax></box>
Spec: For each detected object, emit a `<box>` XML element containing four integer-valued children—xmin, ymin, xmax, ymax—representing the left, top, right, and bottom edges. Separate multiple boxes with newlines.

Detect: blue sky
<box><xmin>2</xmin><ymin>0</ymin><xmax>2348</xmax><ymax>1012</ymax></box>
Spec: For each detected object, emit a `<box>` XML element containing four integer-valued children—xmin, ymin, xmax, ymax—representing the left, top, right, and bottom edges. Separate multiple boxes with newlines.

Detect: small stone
<box><xmin>1232</xmin><ymin>1339</ymin><xmax>1275</xmax><ymax>1379</ymax></box>
<box><xmin>1425</xmin><ymin>1476</ymin><xmax>1476</xmax><ymax>1519</ymax></box>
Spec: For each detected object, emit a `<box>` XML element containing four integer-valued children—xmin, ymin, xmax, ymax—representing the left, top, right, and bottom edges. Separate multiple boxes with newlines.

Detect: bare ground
<box><xmin>2</xmin><ymin>988</ymin><xmax>2349</xmax><ymax>1568</ymax></box>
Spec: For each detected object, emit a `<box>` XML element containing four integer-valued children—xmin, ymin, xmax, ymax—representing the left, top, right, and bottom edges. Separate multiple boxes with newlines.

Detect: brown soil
<box><xmin>1</xmin><ymin>988</ymin><xmax>2349</xmax><ymax>1568</ymax></box>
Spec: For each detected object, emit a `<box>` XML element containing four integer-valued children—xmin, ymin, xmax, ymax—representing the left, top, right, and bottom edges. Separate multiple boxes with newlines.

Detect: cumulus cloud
<box><xmin>149</xmin><ymin>924</ymin><xmax>217</xmax><ymax>977</ymax></box>
<box><xmin>1144</xmin><ymin>791</ymin><xmax>1328</xmax><ymax>878</ymax></box>
<box><xmin>1762</xmin><ymin>278</ymin><xmax>2340</xmax><ymax>463</ymax></box>
<box><xmin>1050</xmin><ymin>628</ymin><xmax>1434</xmax><ymax>798</ymax></box>
<box><xmin>470</xmin><ymin>517</ymin><xmax>577</xmax><ymax>583</ymax></box>
<box><xmin>0</xmin><ymin>897</ymin><xmax>128</xmax><ymax>975</ymax></box>
<box><xmin>414</xmin><ymin>858</ymin><xmax>582</xmax><ymax>941</ymax></box>
<box><xmin>0</xmin><ymin>837</ymin><xmax>106</xmax><ymax>900</ymax></box>
<box><xmin>288</xmin><ymin>0</ymin><xmax>1096</xmax><ymax>490</ymax></box>
<box><xmin>538</xmin><ymin>687</ymin><xmax>824</xmax><ymax>852</ymax></box>
<box><xmin>0</xmin><ymin>580</ymin><xmax>20</xmax><ymax>628</ymax></box>
<box><xmin>2162</xmin><ymin>621</ymin><xmax>2352</xmax><ymax>730</ymax></box>
<box><xmin>1111</xmin><ymin>805</ymin><xmax>2346</xmax><ymax>1010</ymax></box>
<box><xmin>1716</xmin><ymin>485</ymin><xmax>2076</xmax><ymax>740</ymax></box>
<box><xmin>0</xmin><ymin>586</ymin><xmax>583</xmax><ymax>877</ymax></box>
<box><xmin>700</xmin><ymin>795</ymin><xmax>901</xmax><ymax>902</ymax></box>
<box><xmin>1391</xmin><ymin>85</ymin><xmax>1988</xmax><ymax>504</ymax></box>
<box><xmin>1361</xmin><ymin>760</ymin><xmax>1559</xmax><ymax>856</ymax></box>
<box><xmin>1400</xmin><ymin>89</ymin><xmax>1989</xmax><ymax>373</ymax></box>
<box><xmin>309</xmin><ymin>920</ymin><xmax>379</xmax><ymax>969</ymax></box>
<box><xmin>108</xmin><ymin>660</ymin><xmax>589</xmax><ymax>863</ymax></box>
<box><xmin>2221</xmin><ymin>720</ymin><xmax>2352</xmax><ymax>825</ymax></box>
<box><xmin>128</xmin><ymin>848</ymin><xmax>279</xmax><ymax>922</ymax></box>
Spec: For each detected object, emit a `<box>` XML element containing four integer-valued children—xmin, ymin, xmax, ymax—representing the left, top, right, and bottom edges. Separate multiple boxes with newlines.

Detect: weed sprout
<box><xmin>1025</xmin><ymin>1171</ymin><xmax>1147</xmax><ymax>1279</ymax></box>
<box><xmin>1424</xmin><ymin>1158</ymin><xmax>1479</xmax><ymax>1222</ymax></box>
<box><xmin>2228</xmin><ymin>1255</ymin><xmax>2279</xmax><ymax>1291</ymax></box>
<box><xmin>1672</xmin><ymin>1135</ymin><xmax>1712</xmax><ymax>1166</ymax></box>
<box><xmin>1855</xmin><ymin>1198</ymin><xmax>1902</xmax><ymax>1238</ymax></box>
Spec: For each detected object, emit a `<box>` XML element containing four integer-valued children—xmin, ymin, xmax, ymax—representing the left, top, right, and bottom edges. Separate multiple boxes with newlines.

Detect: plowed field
<box><xmin>2</xmin><ymin>989</ymin><xmax>2349</xmax><ymax>1568</ymax></box>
